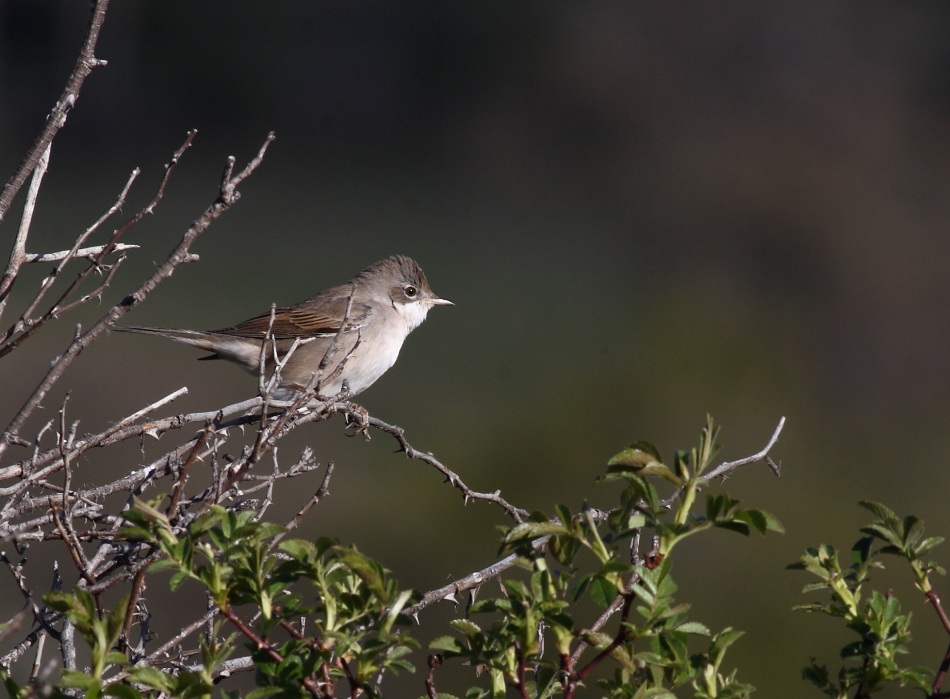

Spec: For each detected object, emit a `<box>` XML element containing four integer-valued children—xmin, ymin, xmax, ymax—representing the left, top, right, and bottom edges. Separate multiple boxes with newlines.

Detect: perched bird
<box><xmin>115</xmin><ymin>255</ymin><xmax>451</xmax><ymax>400</ymax></box>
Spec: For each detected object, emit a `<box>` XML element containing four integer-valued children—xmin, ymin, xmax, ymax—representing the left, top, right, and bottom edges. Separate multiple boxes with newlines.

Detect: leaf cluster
<box><xmin>430</xmin><ymin>418</ymin><xmax>781</xmax><ymax>699</ymax></box>
<box><xmin>123</xmin><ymin>502</ymin><xmax>418</xmax><ymax>698</ymax></box>
<box><xmin>0</xmin><ymin>419</ymin><xmax>788</xmax><ymax>699</ymax></box>
<box><xmin>791</xmin><ymin>501</ymin><xmax>946</xmax><ymax>698</ymax></box>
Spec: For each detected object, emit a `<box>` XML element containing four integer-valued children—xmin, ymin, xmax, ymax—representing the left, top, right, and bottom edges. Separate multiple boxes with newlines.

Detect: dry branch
<box><xmin>0</xmin><ymin>130</ymin><xmax>274</xmax><ymax>462</ymax></box>
<box><xmin>0</xmin><ymin>0</ymin><xmax>110</xmax><ymax>225</ymax></box>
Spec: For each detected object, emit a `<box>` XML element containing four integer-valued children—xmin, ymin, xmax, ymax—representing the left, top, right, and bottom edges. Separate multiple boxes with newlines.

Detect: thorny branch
<box><xmin>0</xmin><ymin>294</ymin><xmax>789</xmax><ymax>699</ymax></box>
<box><xmin>401</xmin><ymin>418</ymin><xmax>787</xmax><ymax>622</ymax></box>
<box><xmin>365</xmin><ymin>411</ymin><xmax>530</xmax><ymax>523</ymax></box>
<box><xmin>658</xmin><ymin>415</ymin><xmax>786</xmax><ymax>511</ymax></box>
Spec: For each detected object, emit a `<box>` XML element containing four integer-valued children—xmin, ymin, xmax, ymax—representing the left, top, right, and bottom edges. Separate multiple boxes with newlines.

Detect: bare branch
<box><xmin>406</xmin><ymin>547</ymin><xmax>530</xmax><ymax>619</ymax></box>
<box><xmin>0</xmin><ymin>0</ymin><xmax>110</xmax><ymax>224</ymax></box>
<box><xmin>23</xmin><ymin>244</ymin><xmax>140</xmax><ymax>264</ymax></box>
<box><xmin>0</xmin><ymin>167</ymin><xmax>141</xmax><ymax>353</ymax></box>
<box><xmin>0</xmin><ymin>145</ymin><xmax>51</xmax><ymax>317</ymax></box>
<box><xmin>0</xmin><ymin>130</ymin><xmax>273</xmax><ymax>462</ymax></box>
<box><xmin>360</xmin><ymin>409</ymin><xmax>529</xmax><ymax>523</ymax></box>
<box><xmin>700</xmin><ymin>416</ymin><xmax>786</xmax><ymax>482</ymax></box>
<box><xmin>0</xmin><ymin>132</ymin><xmax>193</xmax><ymax>358</ymax></box>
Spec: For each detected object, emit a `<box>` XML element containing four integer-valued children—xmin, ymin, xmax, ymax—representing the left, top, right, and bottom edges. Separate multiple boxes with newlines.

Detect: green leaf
<box><xmin>59</xmin><ymin>670</ymin><xmax>96</xmax><ymax>688</ymax></box>
<box><xmin>672</xmin><ymin>450</ymin><xmax>691</xmax><ymax>481</ymax></box>
<box><xmin>104</xmin><ymin>651</ymin><xmax>129</xmax><ymax>666</ymax></box>
<box><xmin>675</xmin><ymin>621</ymin><xmax>710</xmax><ymax>636</ymax></box>
<box><xmin>169</xmin><ymin>569</ymin><xmax>193</xmax><ymax>592</ymax></box>
<box><xmin>550</xmin><ymin>531</ymin><xmax>582</xmax><ymax>566</ymax></box>
<box><xmin>624</xmin><ymin>512</ymin><xmax>648</xmax><ymax>531</ymax></box>
<box><xmin>553</xmin><ymin>503</ymin><xmax>574</xmax><ymax>527</ymax></box>
<box><xmin>903</xmin><ymin>516</ymin><xmax>924</xmax><ymax>548</ymax></box>
<box><xmin>735</xmin><ymin>508</ymin><xmax>784</xmax><ymax>535</ymax></box>
<box><xmin>609</xmin><ymin>440</ymin><xmax>663</xmax><ymax>466</ymax></box>
<box><xmin>103</xmin><ymin>683</ymin><xmax>143</xmax><ymax>699</ymax></box>
<box><xmin>916</xmin><ymin>536</ymin><xmax>944</xmax><ymax>556</ymax></box>
<box><xmin>505</xmin><ymin>521</ymin><xmax>571</xmax><ymax>543</ymax></box>
<box><xmin>714</xmin><ymin>521</ymin><xmax>751</xmax><ymax>536</ymax></box>
<box><xmin>800</xmin><ymin>661</ymin><xmax>835</xmax><ymax>692</ymax></box>
<box><xmin>851</xmin><ymin>536</ymin><xmax>873</xmax><ymax>566</ymax></box>
<box><xmin>381</xmin><ymin>589</ymin><xmax>414</xmax><ymax>634</ymax></box>
<box><xmin>858</xmin><ymin>501</ymin><xmax>897</xmax><ymax>524</ymax></box>
<box><xmin>129</xmin><ymin>497</ymin><xmax>172</xmax><ymax>529</ymax></box>
<box><xmin>430</xmin><ymin>635</ymin><xmax>466</xmax><ymax>653</ymax></box>
<box><xmin>709</xmin><ymin>627</ymin><xmax>745</xmax><ymax>656</ymax></box>
<box><xmin>588</xmin><ymin>576</ymin><xmax>618</xmax><ymax>607</ymax></box>
<box><xmin>579</xmin><ymin>629</ymin><xmax>614</xmax><ymax>648</ymax></box>
<box><xmin>606</xmin><ymin>643</ymin><xmax>638</xmax><ymax>671</ymax></box>
<box><xmin>126</xmin><ymin>666</ymin><xmax>175</xmax><ymax>692</ymax></box>
<box><xmin>277</xmin><ymin>538</ymin><xmax>317</xmax><ymax>561</ymax></box>
<box><xmin>617</xmin><ymin>475</ymin><xmax>662</xmax><ymax>516</ymax></box>
<box><xmin>449</xmin><ymin>619</ymin><xmax>482</xmax><ymax>637</ymax></box>
<box><xmin>146</xmin><ymin>559</ymin><xmax>180</xmax><ymax>574</ymax></box>
<box><xmin>607</xmin><ymin>442</ymin><xmax>681</xmax><ymax>485</ymax></box>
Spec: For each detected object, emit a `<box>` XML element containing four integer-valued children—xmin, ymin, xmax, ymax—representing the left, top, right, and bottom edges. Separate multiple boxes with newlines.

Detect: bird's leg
<box><xmin>343</xmin><ymin>402</ymin><xmax>371</xmax><ymax>438</ymax></box>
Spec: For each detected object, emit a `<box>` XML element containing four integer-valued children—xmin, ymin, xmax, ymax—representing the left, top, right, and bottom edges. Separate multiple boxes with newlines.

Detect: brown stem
<box><xmin>928</xmin><ymin>590</ymin><xmax>950</xmax><ymax>635</ymax></box>
<box><xmin>120</xmin><ymin>567</ymin><xmax>147</xmax><ymax>651</ymax></box>
<box><xmin>167</xmin><ymin>422</ymin><xmax>214</xmax><ymax>518</ymax></box>
<box><xmin>425</xmin><ymin>654</ymin><xmax>442</xmax><ymax>699</ymax></box>
<box><xmin>222</xmin><ymin>605</ymin><xmax>322</xmax><ymax>697</ymax></box>
<box><xmin>517</xmin><ymin>655</ymin><xmax>530</xmax><ymax>699</ymax></box>
<box><xmin>932</xmin><ymin>639</ymin><xmax>950</xmax><ymax>698</ymax></box>
<box><xmin>568</xmin><ymin>593</ymin><xmax>635</xmax><ymax>693</ymax></box>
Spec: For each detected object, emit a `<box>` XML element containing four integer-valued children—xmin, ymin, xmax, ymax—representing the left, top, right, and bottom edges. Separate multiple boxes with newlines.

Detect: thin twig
<box><xmin>264</xmin><ymin>461</ymin><xmax>335</xmax><ymax>554</ymax></box>
<box><xmin>364</xmin><ymin>410</ymin><xmax>529</xmax><ymax>522</ymax></box>
<box><xmin>0</xmin><ymin>131</ymin><xmax>273</xmax><ymax>462</ymax></box>
<box><xmin>0</xmin><ymin>0</ymin><xmax>110</xmax><ymax>225</ymax></box>
<box><xmin>0</xmin><ymin>132</ymin><xmax>192</xmax><ymax>358</ymax></box>
<box><xmin>568</xmin><ymin>530</ymin><xmax>643</xmax><ymax>668</ymax></box>
<box><xmin>702</xmin><ymin>416</ymin><xmax>786</xmax><ymax>481</ymax></box>
<box><xmin>425</xmin><ymin>653</ymin><xmax>442</xmax><ymax>699</ymax></box>
<box><xmin>221</xmin><ymin>605</ymin><xmax>323</xmax><ymax>697</ymax></box>
<box><xmin>0</xmin><ymin>167</ymin><xmax>141</xmax><ymax>353</ymax></box>
<box><xmin>660</xmin><ymin>416</ymin><xmax>786</xmax><ymax>510</ymax></box>
<box><xmin>23</xmin><ymin>243</ymin><xmax>139</xmax><ymax>264</ymax></box>
<box><xmin>0</xmin><ymin>144</ymin><xmax>51</xmax><ymax>318</ymax></box>
<box><xmin>405</xmin><ymin>536</ymin><xmax>549</xmax><ymax>618</ymax></box>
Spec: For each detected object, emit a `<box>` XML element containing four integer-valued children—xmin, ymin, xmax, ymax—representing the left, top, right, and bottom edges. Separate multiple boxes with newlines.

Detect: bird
<box><xmin>115</xmin><ymin>255</ymin><xmax>452</xmax><ymax>400</ymax></box>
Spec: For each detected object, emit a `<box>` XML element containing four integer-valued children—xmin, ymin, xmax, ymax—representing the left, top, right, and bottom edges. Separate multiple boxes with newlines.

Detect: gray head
<box><xmin>358</xmin><ymin>255</ymin><xmax>452</xmax><ymax>330</ymax></box>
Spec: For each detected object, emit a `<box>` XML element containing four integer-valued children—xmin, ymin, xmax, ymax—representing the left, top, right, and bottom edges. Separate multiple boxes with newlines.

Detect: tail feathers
<box><xmin>113</xmin><ymin>324</ymin><xmax>262</xmax><ymax>370</ymax></box>
<box><xmin>113</xmin><ymin>325</ymin><xmax>218</xmax><ymax>353</ymax></box>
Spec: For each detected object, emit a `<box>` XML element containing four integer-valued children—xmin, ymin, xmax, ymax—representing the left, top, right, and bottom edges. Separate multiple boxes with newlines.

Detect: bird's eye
<box><xmin>404</xmin><ymin>285</ymin><xmax>418</xmax><ymax>297</ymax></box>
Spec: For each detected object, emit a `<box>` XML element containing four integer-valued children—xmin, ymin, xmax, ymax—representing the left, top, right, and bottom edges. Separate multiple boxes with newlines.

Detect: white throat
<box><xmin>396</xmin><ymin>300</ymin><xmax>431</xmax><ymax>333</ymax></box>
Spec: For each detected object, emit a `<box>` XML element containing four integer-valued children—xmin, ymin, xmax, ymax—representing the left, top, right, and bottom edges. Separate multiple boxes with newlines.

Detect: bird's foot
<box><xmin>343</xmin><ymin>402</ymin><xmax>371</xmax><ymax>439</ymax></box>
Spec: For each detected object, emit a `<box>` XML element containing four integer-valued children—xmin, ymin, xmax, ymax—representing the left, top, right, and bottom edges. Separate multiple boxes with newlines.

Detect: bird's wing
<box><xmin>212</xmin><ymin>284</ymin><xmax>369</xmax><ymax>339</ymax></box>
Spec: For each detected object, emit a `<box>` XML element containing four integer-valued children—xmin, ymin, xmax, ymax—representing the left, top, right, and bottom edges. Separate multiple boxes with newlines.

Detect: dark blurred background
<box><xmin>2</xmin><ymin>2</ymin><xmax>950</xmax><ymax>696</ymax></box>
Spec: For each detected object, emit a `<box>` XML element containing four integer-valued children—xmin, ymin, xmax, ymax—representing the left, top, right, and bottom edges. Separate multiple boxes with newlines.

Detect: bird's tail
<box><xmin>111</xmin><ymin>325</ymin><xmax>218</xmax><ymax>353</ymax></box>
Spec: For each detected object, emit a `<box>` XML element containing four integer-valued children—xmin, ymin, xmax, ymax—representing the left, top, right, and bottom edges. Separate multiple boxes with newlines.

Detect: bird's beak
<box><xmin>429</xmin><ymin>297</ymin><xmax>454</xmax><ymax>306</ymax></box>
